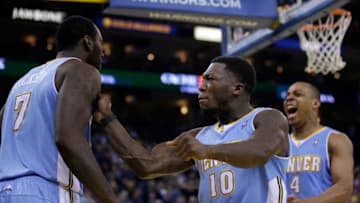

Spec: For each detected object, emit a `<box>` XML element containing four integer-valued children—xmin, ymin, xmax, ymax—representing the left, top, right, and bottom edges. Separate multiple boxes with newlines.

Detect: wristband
<box><xmin>100</xmin><ymin>113</ymin><xmax>117</xmax><ymax>127</ymax></box>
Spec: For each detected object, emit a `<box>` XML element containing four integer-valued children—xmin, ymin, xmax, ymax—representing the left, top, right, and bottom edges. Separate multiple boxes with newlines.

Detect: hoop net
<box><xmin>297</xmin><ymin>9</ymin><xmax>352</xmax><ymax>75</ymax></box>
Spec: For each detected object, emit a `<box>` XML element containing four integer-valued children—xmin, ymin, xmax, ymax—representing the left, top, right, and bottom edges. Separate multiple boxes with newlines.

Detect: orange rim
<box><xmin>330</xmin><ymin>8</ymin><xmax>351</xmax><ymax>16</ymax></box>
<box><xmin>301</xmin><ymin>8</ymin><xmax>351</xmax><ymax>31</ymax></box>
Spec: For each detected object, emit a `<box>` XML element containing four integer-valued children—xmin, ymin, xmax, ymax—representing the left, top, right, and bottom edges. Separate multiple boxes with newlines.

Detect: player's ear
<box><xmin>83</xmin><ymin>35</ymin><xmax>94</xmax><ymax>51</ymax></box>
<box><xmin>312</xmin><ymin>99</ymin><xmax>320</xmax><ymax>108</ymax></box>
<box><xmin>233</xmin><ymin>83</ymin><xmax>245</xmax><ymax>95</ymax></box>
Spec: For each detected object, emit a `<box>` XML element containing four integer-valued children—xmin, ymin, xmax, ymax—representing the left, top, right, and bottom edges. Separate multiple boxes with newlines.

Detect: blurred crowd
<box><xmin>85</xmin><ymin>126</ymin><xmax>360</xmax><ymax>203</ymax></box>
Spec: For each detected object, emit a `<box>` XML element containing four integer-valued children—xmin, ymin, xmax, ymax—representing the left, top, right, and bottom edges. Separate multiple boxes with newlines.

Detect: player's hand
<box><xmin>287</xmin><ymin>195</ymin><xmax>306</xmax><ymax>203</ymax></box>
<box><xmin>167</xmin><ymin>128</ymin><xmax>209</xmax><ymax>161</ymax></box>
<box><xmin>94</xmin><ymin>94</ymin><xmax>113</xmax><ymax>122</ymax></box>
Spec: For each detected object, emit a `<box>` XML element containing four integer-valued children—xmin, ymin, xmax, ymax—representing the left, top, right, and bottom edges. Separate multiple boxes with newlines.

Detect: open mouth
<box><xmin>286</xmin><ymin>107</ymin><xmax>298</xmax><ymax>119</ymax></box>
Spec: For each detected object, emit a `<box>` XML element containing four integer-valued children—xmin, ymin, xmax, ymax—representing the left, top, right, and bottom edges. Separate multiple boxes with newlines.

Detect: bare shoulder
<box><xmin>254</xmin><ymin>108</ymin><xmax>288</xmax><ymax>126</ymax></box>
<box><xmin>328</xmin><ymin>131</ymin><xmax>353</xmax><ymax>152</ymax></box>
<box><xmin>253</xmin><ymin>108</ymin><xmax>289</xmax><ymax>156</ymax></box>
<box><xmin>56</xmin><ymin>59</ymin><xmax>101</xmax><ymax>90</ymax></box>
<box><xmin>63</xmin><ymin>59</ymin><xmax>100</xmax><ymax>80</ymax></box>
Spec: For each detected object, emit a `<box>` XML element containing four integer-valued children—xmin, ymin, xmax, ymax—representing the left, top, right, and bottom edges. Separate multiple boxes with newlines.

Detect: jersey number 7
<box><xmin>13</xmin><ymin>92</ymin><xmax>32</xmax><ymax>131</ymax></box>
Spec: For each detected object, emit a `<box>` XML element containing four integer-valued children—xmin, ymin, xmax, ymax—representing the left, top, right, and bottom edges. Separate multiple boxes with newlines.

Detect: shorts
<box><xmin>0</xmin><ymin>176</ymin><xmax>82</xmax><ymax>203</ymax></box>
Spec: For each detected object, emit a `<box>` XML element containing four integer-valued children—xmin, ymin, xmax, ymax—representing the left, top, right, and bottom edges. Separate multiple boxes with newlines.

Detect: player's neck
<box><xmin>292</xmin><ymin>121</ymin><xmax>322</xmax><ymax>140</ymax></box>
<box><xmin>57</xmin><ymin>50</ymin><xmax>86</xmax><ymax>62</ymax></box>
<box><xmin>218</xmin><ymin>104</ymin><xmax>253</xmax><ymax>126</ymax></box>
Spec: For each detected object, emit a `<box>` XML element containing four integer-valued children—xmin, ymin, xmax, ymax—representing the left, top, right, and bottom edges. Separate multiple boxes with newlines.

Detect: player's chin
<box><xmin>288</xmin><ymin>118</ymin><xmax>299</xmax><ymax>126</ymax></box>
<box><xmin>93</xmin><ymin>59</ymin><xmax>102</xmax><ymax>70</ymax></box>
<box><xmin>199</xmin><ymin>103</ymin><xmax>209</xmax><ymax>110</ymax></box>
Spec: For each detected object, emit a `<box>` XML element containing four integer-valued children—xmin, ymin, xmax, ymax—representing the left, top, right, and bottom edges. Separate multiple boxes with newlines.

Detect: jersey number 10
<box><xmin>209</xmin><ymin>170</ymin><xmax>235</xmax><ymax>198</ymax></box>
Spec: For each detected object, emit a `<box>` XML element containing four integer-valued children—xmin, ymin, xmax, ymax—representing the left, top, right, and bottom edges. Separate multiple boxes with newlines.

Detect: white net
<box><xmin>297</xmin><ymin>9</ymin><xmax>352</xmax><ymax>75</ymax></box>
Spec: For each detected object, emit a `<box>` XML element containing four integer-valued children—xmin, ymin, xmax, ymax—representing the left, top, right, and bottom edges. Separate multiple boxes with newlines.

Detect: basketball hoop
<box><xmin>297</xmin><ymin>9</ymin><xmax>352</xmax><ymax>75</ymax></box>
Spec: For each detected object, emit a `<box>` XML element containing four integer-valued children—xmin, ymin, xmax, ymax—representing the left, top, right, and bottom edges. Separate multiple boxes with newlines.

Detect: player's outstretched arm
<box><xmin>55</xmin><ymin>61</ymin><xmax>116</xmax><ymax>203</ymax></box>
<box><xmin>294</xmin><ymin>133</ymin><xmax>354</xmax><ymax>203</ymax></box>
<box><xmin>170</xmin><ymin>109</ymin><xmax>288</xmax><ymax>168</ymax></box>
<box><xmin>0</xmin><ymin>105</ymin><xmax>4</xmax><ymax>146</ymax></box>
<box><xmin>95</xmin><ymin>95</ymin><xmax>197</xmax><ymax>179</ymax></box>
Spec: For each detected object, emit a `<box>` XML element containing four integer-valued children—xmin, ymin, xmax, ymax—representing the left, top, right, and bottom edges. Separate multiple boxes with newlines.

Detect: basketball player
<box><xmin>95</xmin><ymin>56</ymin><xmax>289</xmax><ymax>202</ymax></box>
<box><xmin>284</xmin><ymin>82</ymin><xmax>354</xmax><ymax>203</ymax></box>
<box><xmin>0</xmin><ymin>16</ymin><xmax>116</xmax><ymax>203</ymax></box>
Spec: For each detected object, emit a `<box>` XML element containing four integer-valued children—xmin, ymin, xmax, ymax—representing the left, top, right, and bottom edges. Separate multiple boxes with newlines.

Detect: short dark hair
<box><xmin>304</xmin><ymin>82</ymin><xmax>321</xmax><ymax>101</ymax></box>
<box><xmin>211</xmin><ymin>56</ymin><xmax>256</xmax><ymax>94</ymax></box>
<box><xmin>56</xmin><ymin>15</ymin><xmax>97</xmax><ymax>52</ymax></box>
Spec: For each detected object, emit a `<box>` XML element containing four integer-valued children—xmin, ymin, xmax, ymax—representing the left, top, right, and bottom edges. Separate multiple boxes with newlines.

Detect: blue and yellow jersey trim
<box><xmin>277</xmin><ymin>176</ymin><xmax>283</xmax><ymax>203</ymax></box>
<box><xmin>62</xmin><ymin>172</ymin><xmax>74</xmax><ymax>203</ymax></box>
<box><xmin>215</xmin><ymin>108</ymin><xmax>256</xmax><ymax>133</ymax></box>
<box><xmin>292</xmin><ymin>126</ymin><xmax>326</xmax><ymax>146</ymax></box>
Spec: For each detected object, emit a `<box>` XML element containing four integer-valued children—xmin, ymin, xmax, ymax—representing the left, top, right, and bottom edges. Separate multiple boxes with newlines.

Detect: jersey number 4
<box><xmin>209</xmin><ymin>170</ymin><xmax>235</xmax><ymax>198</ymax></box>
<box><xmin>290</xmin><ymin>175</ymin><xmax>300</xmax><ymax>194</ymax></box>
<box><xmin>13</xmin><ymin>92</ymin><xmax>32</xmax><ymax>131</ymax></box>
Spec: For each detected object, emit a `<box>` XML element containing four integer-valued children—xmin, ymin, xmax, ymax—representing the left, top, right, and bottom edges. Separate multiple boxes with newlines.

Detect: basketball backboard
<box><xmin>221</xmin><ymin>0</ymin><xmax>351</xmax><ymax>57</ymax></box>
<box><xmin>103</xmin><ymin>0</ymin><xmax>350</xmax><ymax>59</ymax></box>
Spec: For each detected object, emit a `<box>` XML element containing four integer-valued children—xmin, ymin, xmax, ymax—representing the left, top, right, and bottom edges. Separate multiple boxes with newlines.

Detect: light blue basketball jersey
<box><xmin>0</xmin><ymin>57</ymin><xmax>90</xmax><ymax>195</ymax></box>
<box><xmin>286</xmin><ymin>126</ymin><xmax>335</xmax><ymax>198</ymax></box>
<box><xmin>195</xmin><ymin>108</ymin><xmax>288</xmax><ymax>203</ymax></box>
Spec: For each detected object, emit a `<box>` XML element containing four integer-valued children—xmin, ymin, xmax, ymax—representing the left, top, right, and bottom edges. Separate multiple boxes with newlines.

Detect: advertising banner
<box><xmin>104</xmin><ymin>0</ymin><xmax>278</xmax><ymax>28</ymax></box>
